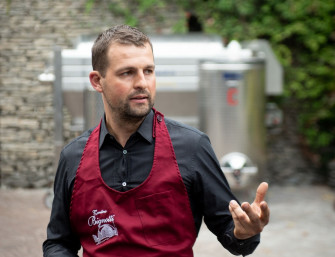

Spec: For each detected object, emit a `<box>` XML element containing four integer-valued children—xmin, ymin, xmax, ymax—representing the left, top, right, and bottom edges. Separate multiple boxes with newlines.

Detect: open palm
<box><xmin>229</xmin><ymin>182</ymin><xmax>270</xmax><ymax>239</ymax></box>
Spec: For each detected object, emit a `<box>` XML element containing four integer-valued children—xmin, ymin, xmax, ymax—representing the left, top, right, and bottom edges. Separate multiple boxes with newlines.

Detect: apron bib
<box><xmin>70</xmin><ymin>110</ymin><xmax>197</xmax><ymax>257</ymax></box>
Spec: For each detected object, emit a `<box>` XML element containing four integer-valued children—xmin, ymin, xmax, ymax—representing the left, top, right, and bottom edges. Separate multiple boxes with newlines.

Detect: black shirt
<box><xmin>43</xmin><ymin>109</ymin><xmax>260</xmax><ymax>256</ymax></box>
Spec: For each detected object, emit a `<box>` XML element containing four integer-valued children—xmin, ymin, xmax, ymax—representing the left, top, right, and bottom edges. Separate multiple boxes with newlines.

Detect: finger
<box><xmin>229</xmin><ymin>200</ymin><xmax>249</xmax><ymax>222</ymax></box>
<box><xmin>229</xmin><ymin>201</ymin><xmax>238</xmax><ymax>221</ymax></box>
<box><xmin>260</xmin><ymin>201</ymin><xmax>270</xmax><ymax>225</ymax></box>
<box><xmin>241</xmin><ymin>202</ymin><xmax>260</xmax><ymax>224</ymax></box>
<box><xmin>229</xmin><ymin>202</ymin><xmax>236</xmax><ymax>218</ymax></box>
<box><xmin>254</xmin><ymin>182</ymin><xmax>269</xmax><ymax>204</ymax></box>
<box><xmin>229</xmin><ymin>200</ymin><xmax>241</xmax><ymax>214</ymax></box>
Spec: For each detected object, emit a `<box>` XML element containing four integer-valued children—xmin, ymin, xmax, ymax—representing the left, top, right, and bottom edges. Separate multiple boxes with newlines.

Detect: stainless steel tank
<box><xmin>198</xmin><ymin>57</ymin><xmax>266</xmax><ymax>189</ymax></box>
<box><xmin>83</xmin><ymin>88</ymin><xmax>104</xmax><ymax>129</ymax></box>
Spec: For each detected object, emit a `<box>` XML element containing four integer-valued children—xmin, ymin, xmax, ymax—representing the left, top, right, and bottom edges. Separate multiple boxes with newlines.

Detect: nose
<box><xmin>134</xmin><ymin>71</ymin><xmax>148</xmax><ymax>89</ymax></box>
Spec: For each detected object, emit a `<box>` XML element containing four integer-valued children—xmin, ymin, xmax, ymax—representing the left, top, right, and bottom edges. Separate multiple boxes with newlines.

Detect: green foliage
<box><xmin>190</xmin><ymin>0</ymin><xmax>335</xmax><ymax>165</ymax></box>
<box><xmin>86</xmin><ymin>0</ymin><xmax>168</xmax><ymax>27</ymax></box>
<box><xmin>6</xmin><ymin>0</ymin><xmax>12</xmax><ymax>14</ymax></box>
<box><xmin>196</xmin><ymin>0</ymin><xmax>335</xmax><ymax>170</ymax></box>
<box><xmin>85</xmin><ymin>0</ymin><xmax>95</xmax><ymax>13</ymax></box>
<box><xmin>86</xmin><ymin>0</ymin><xmax>335</xmax><ymax>169</ymax></box>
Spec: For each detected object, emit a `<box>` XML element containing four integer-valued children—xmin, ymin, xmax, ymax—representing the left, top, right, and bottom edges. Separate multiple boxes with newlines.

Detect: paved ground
<box><xmin>0</xmin><ymin>185</ymin><xmax>334</xmax><ymax>257</ymax></box>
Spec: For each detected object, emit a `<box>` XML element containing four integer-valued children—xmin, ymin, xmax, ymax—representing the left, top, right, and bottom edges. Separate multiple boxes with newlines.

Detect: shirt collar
<box><xmin>99</xmin><ymin>109</ymin><xmax>154</xmax><ymax>149</ymax></box>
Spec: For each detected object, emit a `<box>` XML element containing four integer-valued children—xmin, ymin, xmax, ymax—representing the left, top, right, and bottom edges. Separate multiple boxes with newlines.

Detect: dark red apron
<box><xmin>70</xmin><ymin>110</ymin><xmax>197</xmax><ymax>257</ymax></box>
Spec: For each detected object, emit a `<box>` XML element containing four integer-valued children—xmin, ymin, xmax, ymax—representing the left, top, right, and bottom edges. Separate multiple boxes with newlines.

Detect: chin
<box><xmin>128</xmin><ymin>105</ymin><xmax>152</xmax><ymax>118</ymax></box>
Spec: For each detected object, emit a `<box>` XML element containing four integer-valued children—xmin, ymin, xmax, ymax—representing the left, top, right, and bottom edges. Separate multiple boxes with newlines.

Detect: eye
<box><xmin>144</xmin><ymin>68</ymin><xmax>154</xmax><ymax>75</ymax></box>
<box><xmin>120</xmin><ymin>70</ymin><xmax>133</xmax><ymax>76</ymax></box>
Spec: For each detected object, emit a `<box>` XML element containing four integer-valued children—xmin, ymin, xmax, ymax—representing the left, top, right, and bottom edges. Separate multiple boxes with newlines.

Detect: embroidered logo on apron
<box><xmin>88</xmin><ymin>209</ymin><xmax>118</xmax><ymax>245</ymax></box>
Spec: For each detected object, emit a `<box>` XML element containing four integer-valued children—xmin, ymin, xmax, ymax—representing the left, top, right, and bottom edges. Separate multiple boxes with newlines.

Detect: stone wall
<box><xmin>0</xmin><ymin>0</ymin><xmax>181</xmax><ymax>187</ymax></box>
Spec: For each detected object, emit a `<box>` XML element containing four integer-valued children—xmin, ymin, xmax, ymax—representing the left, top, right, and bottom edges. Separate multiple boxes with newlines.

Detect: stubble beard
<box><xmin>108</xmin><ymin>92</ymin><xmax>154</xmax><ymax>124</ymax></box>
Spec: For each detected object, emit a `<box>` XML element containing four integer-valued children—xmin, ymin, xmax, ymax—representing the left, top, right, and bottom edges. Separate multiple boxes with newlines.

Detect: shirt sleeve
<box><xmin>42</xmin><ymin>152</ymin><xmax>81</xmax><ymax>257</ymax></box>
<box><xmin>192</xmin><ymin>134</ymin><xmax>260</xmax><ymax>256</ymax></box>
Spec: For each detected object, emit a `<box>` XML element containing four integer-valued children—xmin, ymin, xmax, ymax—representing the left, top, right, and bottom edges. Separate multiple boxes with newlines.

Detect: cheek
<box><xmin>150</xmin><ymin>88</ymin><xmax>156</xmax><ymax>103</ymax></box>
<box><xmin>102</xmin><ymin>80</ymin><xmax>126</xmax><ymax>99</ymax></box>
<box><xmin>149</xmin><ymin>77</ymin><xmax>156</xmax><ymax>91</ymax></box>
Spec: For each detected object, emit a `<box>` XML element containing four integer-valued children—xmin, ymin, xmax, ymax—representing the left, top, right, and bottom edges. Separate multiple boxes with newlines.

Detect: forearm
<box><xmin>43</xmin><ymin>152</ymin><xmax>81</xmax><ymax>256</ymax></box>
<box><xmin>43</xmin><ymin>239</ymin><xmax>79</xmax><ymax>257</ymax></box>
<box><xmin>43</xmin><ymin>200</ymin><xmax>81</xmax><ymax>257</ymax></box>
<box><xmin>194</xmin><ymin>135</ymin><xmax>260</xmax><ymax>255</ymax></box>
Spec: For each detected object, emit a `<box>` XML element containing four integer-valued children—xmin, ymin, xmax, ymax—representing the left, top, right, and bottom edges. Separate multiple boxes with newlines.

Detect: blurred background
<box><xmin>0</xmin><ymin>0</ymin><xmax>334</xmax><ymax>256</ymax></box>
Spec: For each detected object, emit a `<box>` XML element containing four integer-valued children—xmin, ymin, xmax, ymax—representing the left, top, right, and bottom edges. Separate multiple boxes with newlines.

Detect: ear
<box><xmin>89</xmin><ymin>71</ymin><xmax>103</xmax><ymax>93</ymax></box>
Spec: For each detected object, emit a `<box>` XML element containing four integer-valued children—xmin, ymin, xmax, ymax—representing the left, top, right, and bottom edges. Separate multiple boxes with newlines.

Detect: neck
<box><xmin>105</xmin><ymin>114</ymin><xmax>144</xmax><ymax>148</ymax></box>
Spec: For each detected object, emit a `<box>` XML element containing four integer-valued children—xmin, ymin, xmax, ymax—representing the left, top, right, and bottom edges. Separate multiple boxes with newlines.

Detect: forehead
<box><xmin>107</xmin><ymin>42</ymin><xmax>154</xmax><ymax>64</ymax></box>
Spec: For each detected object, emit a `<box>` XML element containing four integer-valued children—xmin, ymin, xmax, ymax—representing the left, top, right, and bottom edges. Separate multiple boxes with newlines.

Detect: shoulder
<box><xmin>164</xmin><ymin>117</ymin><xmax>212</xmax><ymax>154</ymax></box>
<box><xmin>164</xmin><ymin>117</ymin><xmax>206</xmax><ymax>142</ymax></box>
<box><xmin>61</xmin><ymin>128</ymin><xmax>94</xmax><ymax>159</ymax></box>
<box><xmin>57</xmin><ymin>127</ymin><xmax>96</xmax><ymax>187</ymax></box>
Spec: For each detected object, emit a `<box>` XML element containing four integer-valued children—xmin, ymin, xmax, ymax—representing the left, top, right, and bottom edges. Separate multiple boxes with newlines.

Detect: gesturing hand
<box><xmin>229</xmin><ymin>182</ymin><xmax>270</xmax><ymax>240</ymax></box>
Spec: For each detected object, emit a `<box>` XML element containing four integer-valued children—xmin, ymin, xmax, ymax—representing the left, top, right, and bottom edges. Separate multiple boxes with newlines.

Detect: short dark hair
<box><xmin>92</xmin><ymin>25</ymin><xmax>153</xmax><ymax>77</ymax></box>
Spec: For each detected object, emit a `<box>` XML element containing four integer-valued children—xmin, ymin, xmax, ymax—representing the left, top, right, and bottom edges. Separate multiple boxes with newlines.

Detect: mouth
<box><xmin>129</xmin><ymin>94</ymin><xmax>149</xmax><ymax>103</ymax></box>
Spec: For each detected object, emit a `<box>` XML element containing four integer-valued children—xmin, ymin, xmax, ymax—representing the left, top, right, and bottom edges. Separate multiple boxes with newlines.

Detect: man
<box><xmin>43</xmin><ymin>25</ymin><xmax>269</xmax><ymax>257</ymax></box>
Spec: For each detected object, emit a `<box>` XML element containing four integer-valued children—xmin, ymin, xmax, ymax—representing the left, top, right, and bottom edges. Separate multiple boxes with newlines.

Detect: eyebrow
<box><xmin>115</xmin><ymin>64</ymin><xmax>155</xmax><ymax>73</ymax></box>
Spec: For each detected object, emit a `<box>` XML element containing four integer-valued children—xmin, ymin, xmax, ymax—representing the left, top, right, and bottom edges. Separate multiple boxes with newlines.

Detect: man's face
<box><xmin>100</xmin><ymin>42</ymin><xmax>156</xmax><ymax>122</ymax></box>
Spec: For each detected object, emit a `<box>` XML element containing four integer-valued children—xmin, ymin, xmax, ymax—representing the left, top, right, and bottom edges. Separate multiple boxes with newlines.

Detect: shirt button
<box><xmin>122</xmin><ymin>182</ymin><xmax>127</xmax><ymax>187</ymax></box>
<box><xmin>123</xmin><ymin>150</ymin><xmax>127</xmax><ymax>155</ymax></box>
